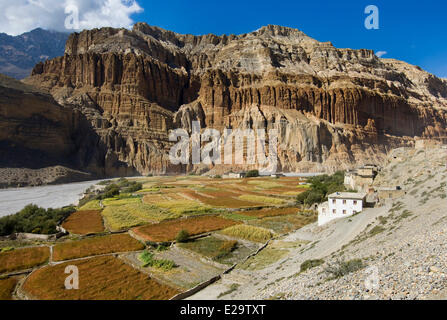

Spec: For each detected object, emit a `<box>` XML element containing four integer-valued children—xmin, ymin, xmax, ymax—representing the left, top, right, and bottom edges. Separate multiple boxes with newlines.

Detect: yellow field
<box><xmin>102</xmin><ymin>198</ymin><xmax>180</xmax><ymax>231</ymax></box>
<box><xmin>238</xmin><ymin>195</ymin><xmax>285</xmax><ymax>205</ymax></box>
<box><xmin>78</xmin><ymin>200</ymin><xmax>102</xmax><ymax>211</ymax></box>
<box><xmin>220</xmin><ymin>224</ymin><xmax>274</xmax><ymax>242</ymax></box>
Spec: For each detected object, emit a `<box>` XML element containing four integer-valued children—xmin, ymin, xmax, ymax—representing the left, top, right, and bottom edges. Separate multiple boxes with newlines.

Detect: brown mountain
<box><xmin>6</xmin><ymin>23</ymin><xmax>447</xmax><ymax>178</ymax></box>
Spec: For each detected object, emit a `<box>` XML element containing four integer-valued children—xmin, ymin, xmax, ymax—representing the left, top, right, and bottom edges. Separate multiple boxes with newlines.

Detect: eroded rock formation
<box><xmin>21</xmin><ymin>23</ymin><xmax>447</xmax><ymax>174</ymax></box>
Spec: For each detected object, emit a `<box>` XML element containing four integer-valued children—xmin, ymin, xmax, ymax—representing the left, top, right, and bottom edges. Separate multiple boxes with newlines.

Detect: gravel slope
<box><xmin>190</xmin><ymin>146</ymin><xmax>447</xmax><ymax>300</ymax></box>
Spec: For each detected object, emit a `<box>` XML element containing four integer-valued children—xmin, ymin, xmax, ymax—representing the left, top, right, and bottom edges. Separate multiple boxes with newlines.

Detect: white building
<box><xmin>223</xmin><ymin>172</ymin><xmax>247</xmax><ymax>179</ymax></box>
<box><xmin>318</xmin><ymin>192</ymin><xmax>367</xmax><ymax>226</ymax></box>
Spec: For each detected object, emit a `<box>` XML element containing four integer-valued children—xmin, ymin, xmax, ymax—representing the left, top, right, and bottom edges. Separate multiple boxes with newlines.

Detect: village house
<box><xmin>318</xmin><ymin>192</ymin><xmax>367</xmax><ymax>226</ymax></box>
<box><xmin>377</xmin><ymin>186</ymin><xmax>405</xmax><ymax>202</ymax></box>
<box><xmin>344</xmin><ymin>165</ymin><xmax>379</xmax><ymax>191</ymax></box>
<box><xmin>223</xmin><ymin>172</ymin><xmax>247</xmax><ymax>179</ymax></box>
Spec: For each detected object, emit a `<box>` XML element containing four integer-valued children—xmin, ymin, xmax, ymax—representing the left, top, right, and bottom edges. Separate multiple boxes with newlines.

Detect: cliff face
<box><xmin>0</xmin><ymin>74</ymin><xmax>131</xmax><ymax>181</ymax></box>
<box><xmin>22</xmin><ymin>24</ymin><xmax>447</xmax><ymax>174</ymax></box>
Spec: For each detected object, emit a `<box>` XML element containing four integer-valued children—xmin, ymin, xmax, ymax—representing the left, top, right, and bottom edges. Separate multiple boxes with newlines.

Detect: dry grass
<box><xmin>52</xmin><ymin>234</ymin><xmax>144</xmax><ymax>262</ymax></box>
<box><xmin>247</xmin><ymin>180</ymin><xmax>283</xmax><ymax>189</ymax></box>
<box><xmin>282</xmin><ymin>191</ymin><xmax>304</xmax><ymax>196</ymax></box>
<box><xmin>153</xmin><ymin>200</ymin><xmax>213</xmax><ymax>215</ymax></box>
<box><xmin>239</xmin><ymin>207</ymin><xmax>300</xmax><ymax>218</ymax></box>
<box><xmin>238</xmin><ymin>247</ymin><xmax>287</xmax><ymax>270</ymax></box>
<box><xmin>22</xmin><ymin>256</ymin><xmax>180</xmax><ymax>300</ymax></box>
<box><xmin>220</xmin><ymin>224</ymin><xmax>274</xmax><ymax>243</ymax></box>
<box><xmin>62</xmin><ymin>210</ymin><xmax>105</xmax><ymax>235</ymax></box>
<box><xmin>238</xmin><ymin>195</ymin><xmax>285</xmax><ymax>205</ymax></box>
<box><xmin>133</xmin><ymin>216</ymin><xmax>240</xmax><ymax>242</ymax></box>
<box><xmin>102</xmin><ymin>196</ymin><xmax>142</xmax><ymax>207</ymax></box>
<box><xmin>0</xmin><ymin>247</ymin><xmax>49</xmax><ymax>274</ymax></box>
<box><xmin>0</xmin><ymin>277</ymin><xmax>19</xmax><ymax>300</ymax></box>
<box><xmin>102</xmin><ymin>200</ymin><xmax>179</xmax><ymax>232</ymax></box>
<box><xmin>247</xmin><ymin>213</ymin><xmax>317</xmax><ymax>234</ymax></box>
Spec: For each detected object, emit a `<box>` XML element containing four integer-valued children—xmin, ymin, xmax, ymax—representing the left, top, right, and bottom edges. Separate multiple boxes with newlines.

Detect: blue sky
<box><xmin>131</xmin><ymin>0</ymin><xmax>447</xmax><ymax>78</ymax></box>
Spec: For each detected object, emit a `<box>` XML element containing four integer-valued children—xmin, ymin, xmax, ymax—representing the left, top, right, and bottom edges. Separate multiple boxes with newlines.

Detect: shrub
<box><xmin>300</xmin><ymin>259</ymin><xmax>324</xmax><ymax>273</ymax></box>
<box><xmin>97</xmin><ymin>184</ymin><xmax>120</xmax><ymax>200</ymax></box>
<box><xmin>122</xmin><ymin>182</ymin><xmax>143</xmax><ymax>194</ymax></box>
<box><xmin>217</xmin><ymin>283</ymin><xmax>240</xmax><ymax>298</ymax></box>
<box><xmin>369</xmin><ymin>226</ymin><xmax>386</xmax><ymax>236</ymax></box>
<box><xmin>139</xmin><ymin>250</ymin><xmax>176</xmax><ymax>271</ymax></box>
<box><xmin>296</xmin><ymin>171</ymin><xmax>348</xmax><ymax>207</ymax></box>
<box><xmin>325</xmin><ymin>259</ymin><xmax>364</xmax><ymax>279</ymax></box>
<box><xmin>176</xmin><ymin>230</ymin><xmax>190</xmax><ymax>243</ymax></box>
<box><xmin>215</xmin><ymin>240</ymin><xmax>238</xmax><ymax>259</ymax></box>
<box><xmin>246</xmin><ymin>170</ymin><xmax>260</xmax><ymax>178</ymax></box>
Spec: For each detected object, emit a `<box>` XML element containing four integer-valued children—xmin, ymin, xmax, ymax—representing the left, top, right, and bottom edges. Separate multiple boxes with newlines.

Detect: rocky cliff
<box><xmin>21</xmin><ymin>24</ymin><xmax>447</xmax><ymax>175</ymax></box>
<box><xmin>0</xmin><ymin>74</ymin><xmax>134</xmax><ymax>187</ymax></box>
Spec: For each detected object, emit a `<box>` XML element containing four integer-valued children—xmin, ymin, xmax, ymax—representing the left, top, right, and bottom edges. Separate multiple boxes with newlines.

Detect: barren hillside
<box><xmin>189</xmin><ymin>145</ymin><xmax>447</xmax><ymax>300</ymax></box>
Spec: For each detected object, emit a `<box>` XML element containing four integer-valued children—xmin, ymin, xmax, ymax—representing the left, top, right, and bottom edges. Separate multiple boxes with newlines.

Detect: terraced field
<box><xmin>1</xmin><ymin>175</ymin><xmax>316</xmax><ymax>300</ymax></box>
<box><xmin>52</xmin><ymin>234</ymin><xmax>144</xmax><ymax>261</ymax></box>
<box><xmin>132</xmin><ymin>216</ymin><xmax>240</xmax><ymax>242</ymax></box>
<box><xmin>220</xmin><ymin>224</ymin><xmax>274</xmax><ymax>242</ymax></box>
<box><xmin>0</xmin><ymin>247</ymin><xmax>50</xmax><ymax>274</ymax></box>
<box><xmin>0</xmin><ymin>277</ymin><xmax>20</xmax><ymax>300</ymax></box>
<box><xmin>62</xmin><ymin>210</ymin><xmax>105</xmax><ymax>235</ymax></box>
<box><xmin>102</xmin><ymin>197</ymin><xmax>180</xmax><ymax>231</ymax></box>
<box><xmin>22</xmin><ymin>256</ymin><xmax>180</xmax><ymax>300</ymax></box>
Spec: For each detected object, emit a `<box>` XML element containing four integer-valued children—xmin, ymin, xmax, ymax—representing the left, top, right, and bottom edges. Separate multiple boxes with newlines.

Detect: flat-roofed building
<box><xmin>318</xmin><ymin>192</ymin><xmax>367</xmax><ymax>226</ymax></box>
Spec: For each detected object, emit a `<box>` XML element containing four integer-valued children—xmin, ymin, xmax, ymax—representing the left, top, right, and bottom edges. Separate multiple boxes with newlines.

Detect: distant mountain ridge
<box><xmin>0</xmin><ymin>28</ymin><xmax>68</xmax><ymax>79</ymax></box>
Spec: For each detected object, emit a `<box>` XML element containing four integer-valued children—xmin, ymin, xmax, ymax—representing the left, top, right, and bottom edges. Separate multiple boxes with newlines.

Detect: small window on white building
<box><xmin>332</xmin><ymin>209</ymin><xmax>336</xmax><ymax>214</ymax></box>
<box><xmin>332</xmin><ymin>199</ymin><xmax>336</xmax><ymax>204</ymax></box>
<box><xmin>354</xmin><ymin>200</ymin><xmax>358</xmax><ymax>205</ymax></box>
<box><xmin>343</xmin><ymin>210</ymin><xmax>347</xmax><ymax>214</ymax></box>
<box><xmin>343</xmin><ymin>200</ymin><xmax>347</xmax><ymax>205</ymax></box>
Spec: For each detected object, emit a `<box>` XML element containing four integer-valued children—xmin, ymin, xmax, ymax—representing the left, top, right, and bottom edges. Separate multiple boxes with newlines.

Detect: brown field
<box><xmin>133</xmin><ymin>216</ymin><xmax>240</xmax><ymax>242</ymax></box>
<box><xmin>239</xmin><ymin>207</ymin><xmax>300</xmax><ymax>218</ymax></box>
<box><xmin>53</xmin><ymin>234</ymin><xmax>144</xmax><ymax>262</ymax></box>
<box><xmin>22</xmin><ymin>256</ymin><xmax>180</xmax><ymax>300</ymax></box>
<box><xmin>0</xmin><ymin>247</ymin><xmax>50</xmax><ymax>274</ymax></box>
<box><xmin>138</xmin><ymin>177</ymin><xmax>302</xmax><ymax>209</ymax></box>
<box><xmin>0</xmin><ymin>277</ymin><xmax>19</xmax><ymax>300</ymax></box>
<box><xmin>62</xmin><ymin>210</ymin><xmax>105</xmax><ymax>235</ymax></box>
<box><xmin>181</xmin><ymin>190</ymin><xmax>259</xmax><ymax>208</ymax></box>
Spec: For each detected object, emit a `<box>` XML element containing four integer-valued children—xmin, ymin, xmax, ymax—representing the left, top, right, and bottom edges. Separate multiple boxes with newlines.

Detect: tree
<box><xmin>176</xmin><ymin>230</ymin><xmax>190</xmax><ymax>243</ymax></box>
<box><xmin>246</xmin><ymin>170</ymin><xmax>260</xmax><ymax>178</ymax></box>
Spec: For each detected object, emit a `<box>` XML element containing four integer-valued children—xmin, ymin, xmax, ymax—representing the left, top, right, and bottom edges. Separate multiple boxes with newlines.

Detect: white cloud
<box><xmin>375</xmin><ymin>51</ymin><xmax>388</xmax><ymax>58</ymax></box>
<box><xmin>0</xmin><ymin>0</ymin><xmax>143</xmax><ymax>36</ymax></box>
